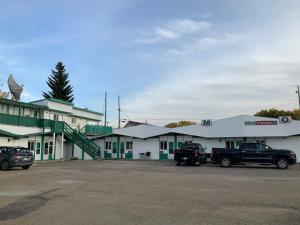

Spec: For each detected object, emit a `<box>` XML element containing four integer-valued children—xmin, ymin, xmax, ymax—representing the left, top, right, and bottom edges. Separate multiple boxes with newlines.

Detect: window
<box><xmin>112</xmin><ymin>142</ymin><xmax>117</xmax><ymax>153</ymax></box>
<box><xmin>120</xmin><ymin>143</ymin><xmax>125</xmax><ymax>154</ymax></box>
<box><xmin>169</xmin><ymin>142</ymin><xmax>174</xmax><ymax>154</ymax></box>
<box><xmin>20</xmin><ymin>107</ymin><xmax>24</xmax><ymax>116</ymax></box>
<box><xmin>36</xmin><ymin>142</ymin><xmax>41</xmax><ymax>154</ymax></box>
<box><xmin>241</xmin><ymin>143</ymin><xmax>256</xmax><ymax>151</ymax></box>
<box><xmin>126</xmin><ymin>141</ymin><xmax>133</xmax><ymax>150</ymax></box>
<box><xmin>105</xmin><ymin>142</ymin><xmax>112</xmax><ymax>150</ymax></box>
<box><xmin>160</xmin><ymin>141</ymin><xmax>167</xmax><ymax>150</ymax></box>
<box><xmin>1</xmin><ymin>104</ymin><xmax>8</xmax><ymax>114</ymax></box>
<box><xmin>236</xmin><ymin>141</ymin><xmax>242</xmax><ymax>148</ymax></box>
<box><xmin>14</xmin><ymin>106</ymin><xmax>19</xmax><ymax>115</ymax></box>
<box><xmin>28</xmin><ymin>141</ymin><xmax>35</xmax><ymax>151</ymax></box>
<box><xmin>226</xmin><ymin>141</ymin><xmax>235</xmax><ymax>149</ymax></box>
<box><xmin>33</xmin><ymin>111</ymin><xmax>39</xmax><ymax>118</ymax></box>
<box><xmin>44</xmin><ymin>142</ymin><xmax>49</xmax><ymax>155</ymax></box>
<box><xmin>49</xmin><ymin>141</ymin><xmax>53</xmax><ymax>155</ymax></box>
<box><xmin>257</xmin><ymin>144</ymin><xmax>269</xmax><ymax>152</ymax></box>
<box><xmin>72</xmin><ymin>118</ymin><xmax>77</xmax><ymax>124</ymax></box>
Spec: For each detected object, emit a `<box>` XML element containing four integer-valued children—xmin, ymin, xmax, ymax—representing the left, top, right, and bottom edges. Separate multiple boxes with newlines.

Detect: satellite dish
<box><xmin>7</xmin><ymin>74</ymin><xmax>23</xmax><ymax>101</ymax></box>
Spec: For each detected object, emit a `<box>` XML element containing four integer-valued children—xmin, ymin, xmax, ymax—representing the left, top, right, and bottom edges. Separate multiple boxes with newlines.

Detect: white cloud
<box><xmin>135</xmin><ymin>19</ymin><xmax>212</xmax><ymax>44</ymax></box>
<box><xmin>123</xmin><ymin>58</ymin><xmax>300</xmax><ymax>125</ymax></box>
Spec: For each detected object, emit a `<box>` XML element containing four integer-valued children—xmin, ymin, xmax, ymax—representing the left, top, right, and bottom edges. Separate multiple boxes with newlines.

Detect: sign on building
<box><xmin>201</xmin><ymin>119</ymin><xmax>212</xmax><ymax>126</ymax></box>
<box><xmin>279</xmin><ymin>116</ymin><xmax>292</xmax><ymax>124</ymax></box>
<box><xmin>245</xmin><ymin>120</ymin><xmax>278</xmax><ymax>126</ymax></box>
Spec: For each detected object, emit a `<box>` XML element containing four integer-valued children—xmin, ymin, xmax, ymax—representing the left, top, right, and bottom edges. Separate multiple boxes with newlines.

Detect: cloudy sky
<box><xmin>0</xmin><ymin>0</ymin><xmax>300</xmax><ymax>126</ymax></box>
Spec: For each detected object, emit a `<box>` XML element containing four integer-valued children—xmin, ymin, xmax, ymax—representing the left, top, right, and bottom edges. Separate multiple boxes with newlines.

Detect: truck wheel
<box><xmin>1</xmin><ymin>160</ymin><xmax>10</xmax><ymax>171</ymax></box>
<box><xmin>176</xmin><ymin>162</ymin><xmax>181</xmax><ymax>166</ymax></box>
<box><xmin>276</xmin><ymin>158</ymin><xmax>289</xmax><ymax>169</ymax></box>
<box><xmin>22</xmin><ymin>165</ymin><xmax>31</xmax><ymax>170</ymax></box>
<box><xmin>221</xmin><ymin>157</ymin><xmax>231</xmax><ymax>168</ymax></box>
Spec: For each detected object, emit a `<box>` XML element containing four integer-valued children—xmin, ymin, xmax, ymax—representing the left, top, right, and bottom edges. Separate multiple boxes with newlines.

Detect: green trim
<box><xmin>41</xmin><ymin>135</ymin><xmax>44</xmax><ymax>161</ymax></box>
<box><xmin>0</xmin><ymin>98</ymin><xmax>48</xmax><ymax>110</ymax></box>
<box><xmin>174</xmin><ymin>135</ymin><xmax>177</xmax><ymax>150</ymax></box>
<box><xmin>125</xmin><ymin>152</ymin><xmax>133</xmax><ymax>160</ymax></box>
<box><xmin>104</xmin><ymin>152</ymin><xmax>112</xmax><ymax>159</ymax></box>
<box><xmin>159</xmin><ymin>153</ymin><xmax>168</xmax><ymax>160</ymax></box>
<box><xmin>73</xmin><ymin>107</ymin><xmax>104</xmax><ymax>116</ymax></box>
<box><xmin>120</xmin><ymin>142</ymin><xmax>125</xmax><ymax>158</ymax></box>
<box><xmin>117</xmin><ymin>136</ymin><xmax>120</xmax><ymax>159</ymax></box>
<box><xmin>169</xmin><ymin>142</ymin><xmax>174</xmax><ymax>154</ymax></box>
<box><xmin>112</xmin><ymin>142</ymin><xmax>117</xmax><ymax>154</ymax></box>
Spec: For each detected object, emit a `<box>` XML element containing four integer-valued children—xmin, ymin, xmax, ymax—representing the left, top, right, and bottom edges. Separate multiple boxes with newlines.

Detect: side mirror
<box><xmin>265</xmin><ymin>146</ymin><xmax>269</xmax><ymax>151</ymax></box>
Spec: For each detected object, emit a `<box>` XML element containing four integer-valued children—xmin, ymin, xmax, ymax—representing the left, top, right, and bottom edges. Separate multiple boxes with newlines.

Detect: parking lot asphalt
<box><xmin>0</xmin><ymin>160</ymin><xmax>300</xmax><ymax>225</ymax></box>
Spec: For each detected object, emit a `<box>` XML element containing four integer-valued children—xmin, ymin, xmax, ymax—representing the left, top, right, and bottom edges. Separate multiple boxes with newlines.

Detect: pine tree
<box><xmin>43</xmin><ymin>62</ymin><xmax>74</xmax><ymax>102</ymax></box>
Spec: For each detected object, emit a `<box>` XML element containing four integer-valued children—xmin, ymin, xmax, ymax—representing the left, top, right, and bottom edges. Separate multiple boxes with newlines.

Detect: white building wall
<box><xmin>0</xmin><ymin>137</ymin><xmax>28</xmax><ymax>147</ymax></box>
<box><xmin>133</xmin><ymin>138</ymin><xmax>159</xmax><ymax>160</ymax></box>
<box><xmin>267</xmin><ymin>136</ymin><xmax>300</xmax><ymax>162</ymax></box>
<box><xmin>73</xmin><ymin>144</ymin><xmax>93</xmax><ymax>160</ymax></box>
<box><xmin>93</xmin><ymin>139</ymin><xmax>105</xmax><ymax>158</ymax></box>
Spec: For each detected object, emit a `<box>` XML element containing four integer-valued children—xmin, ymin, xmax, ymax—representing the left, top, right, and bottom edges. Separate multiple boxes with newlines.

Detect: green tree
<box><xmin>255</xmin><ymin>108</ymin><xmax>300</xmax><ymax>120</ymax></box>
<box><xmin>255</xmin><ymin>108</ymin><xmax>290</xmax><ymax>118</ymax></box>
<box><xmin>43</xmin><ymin>62</ymin><xmax>74</xmax><ymax>102</ymax></box>
<box><xmin>165</xmin><ymin>120</ymin><xmax>196</xmax><ymax>128</ymax></box>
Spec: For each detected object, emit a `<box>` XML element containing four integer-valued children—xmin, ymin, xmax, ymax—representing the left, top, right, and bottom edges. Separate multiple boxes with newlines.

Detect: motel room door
<box><xmin>43</xmin><ymin>142</ymin><xmax>49</xmax><ymax>160</ymax></box>
<box><xmin>120</xmin><ymin>142</ymin><xmax>125</xmax><ymax>159</ymax></box>
<box><xmin>33</xmin><ymin>141</ymin><xmax>42</xmax><ymax>161</ymax></box>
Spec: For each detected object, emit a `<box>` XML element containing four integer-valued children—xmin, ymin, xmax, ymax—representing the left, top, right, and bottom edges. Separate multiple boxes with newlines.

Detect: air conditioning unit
<box><xmin>279</xmin><ymin>116</ymin><xmax>292</xmax><ymax>124</ymax></box>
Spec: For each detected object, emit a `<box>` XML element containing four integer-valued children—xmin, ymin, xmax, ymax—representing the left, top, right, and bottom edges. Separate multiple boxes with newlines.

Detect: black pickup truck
<box><xmin>174</xmin><ymin>143</ymin><xmax>207</xmax><ymax>166</ymax></box>
<box><xmin>211</xmin><ymin>143</ymin><xmax>297</xmax><ymax>169</ymax></box>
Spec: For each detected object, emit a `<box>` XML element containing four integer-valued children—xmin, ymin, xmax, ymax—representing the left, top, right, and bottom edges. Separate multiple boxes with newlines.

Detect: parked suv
<box><xmin>0</xmin><ymin>146</ymin><xmax>34</xmax><ymax>171</ymax></box>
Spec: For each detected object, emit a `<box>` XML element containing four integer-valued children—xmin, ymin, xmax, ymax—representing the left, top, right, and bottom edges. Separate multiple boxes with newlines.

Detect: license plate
<box><xmin>23</xmin><ymin>158</ymin><xmax>30</xmax><ymax>161</ymax></box>
<box><xmin>183</xmin><ymin>157</ymin><xmax>188</xmax><ymax>160</ymax></box>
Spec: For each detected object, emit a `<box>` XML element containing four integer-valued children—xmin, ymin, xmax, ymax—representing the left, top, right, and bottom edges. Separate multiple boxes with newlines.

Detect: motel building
<box><xmin>0</xmin><ymin>98</ymin><xmax>110</xmax><ymax>160</ymax></box>
<box><xmin>92</xmin><ymin>115</ymin><xmax>300</xmax><ymax>162</ymax></box>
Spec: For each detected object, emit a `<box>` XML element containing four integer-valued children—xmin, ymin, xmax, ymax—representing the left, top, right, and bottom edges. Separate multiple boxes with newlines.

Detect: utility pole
<box><xmin>296</xmin><ymin>85</ymin><xmax>300</xmax><ymax>110</ymax></box>
<box><xmin>118</xmin><ymin>96</ymin><xmax>121</xmax><ymax>129</ymax></box>
<box><xmin>104</xmin><ymin>92</ymin><xmax>107</xmax><ymax>127</ymax></box>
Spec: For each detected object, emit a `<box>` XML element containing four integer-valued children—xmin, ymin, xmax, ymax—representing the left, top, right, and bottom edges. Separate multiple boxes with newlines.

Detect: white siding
<box><xmin>133</xmin><ymin>138</ymin><xmax>159</xmax><ymax>160</ymax></box>
<box><xmin>267</xmin><ymin>137</ymin><xmax>300</xmax><ymax>162</ymax></box>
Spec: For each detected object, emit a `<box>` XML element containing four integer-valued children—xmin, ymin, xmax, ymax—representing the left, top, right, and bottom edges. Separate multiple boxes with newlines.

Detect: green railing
<box><xmin>83</xmin><ymin>125</ymin><xmax>112</xmax><ymax>136</ymax></box>
<box><xmin>63</xmin><ymin>123</ymin><xmax>100</xmax><ymax>160</ymax></box>
<box><xmin>0</xmin><ymin>113</ymin><xmax>100</xmax><ymax>160</ymax></box>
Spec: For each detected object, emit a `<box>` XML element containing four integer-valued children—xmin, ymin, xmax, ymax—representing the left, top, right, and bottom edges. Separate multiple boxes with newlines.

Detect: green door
<box><xmin>120</xmin><ymin>142</ymin><xmax>125</xmax><ymax>159</ymax></box>
<box><xmin>48</xmin><ymin>141</ymin><xmax>53</xmax><ymax>160</ymax></box>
